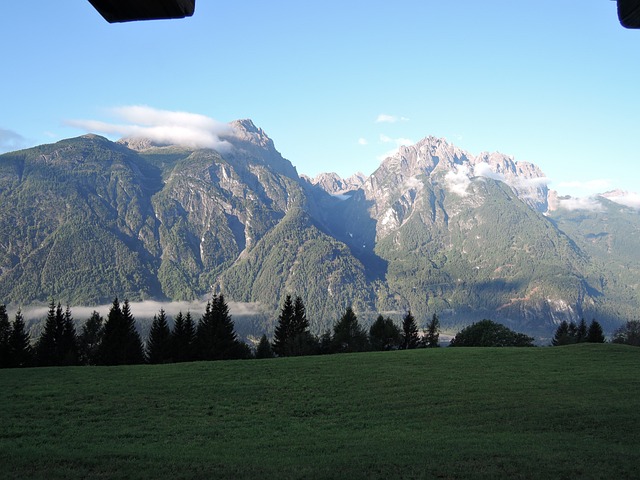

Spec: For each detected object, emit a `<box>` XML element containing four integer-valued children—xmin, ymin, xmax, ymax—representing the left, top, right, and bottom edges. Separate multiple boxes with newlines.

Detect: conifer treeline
<box><xmin>0</xmin><ymin>294</ymin><xmax>250</xmax><ymax>368</ymax></box>
<box><xmin>0</xmin><ymin>292</ymin><xmax>624</xmax><ymax>369</ymax></box>
<box><xmin>0</xmin><ymin>304</ymin><xmax>32</xmax><ymax>368</ymax></box>
<box><xmin>551</xmin><ymin>319</ymin><xmax>606</xmax><ymax>346</ymax></box>
<box><xmin>0</xmin><ymin>293</ymin><xmax>441</xmax><ymax>368</ymax></box>
<box><xmin>259</xmin><ymin>296</ymin><xmax>440</xmax><ymax>358</ymax></box>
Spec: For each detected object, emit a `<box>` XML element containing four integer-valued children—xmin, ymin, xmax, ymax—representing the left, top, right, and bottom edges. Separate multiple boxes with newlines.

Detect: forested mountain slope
<box><xmin>1</xmin><ymin>122</ymin><xmax>638</xmax><ymax>334</ymax></box>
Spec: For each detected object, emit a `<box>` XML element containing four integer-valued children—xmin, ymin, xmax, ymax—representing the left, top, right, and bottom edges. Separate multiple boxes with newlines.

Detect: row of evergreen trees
<box><xmin>0</xmin><ymin>295</ymin><xmax>251</xmax><ymax>368</ymax></box>
<box><xmin>551</xmin><ymin>319</ymin><xmax>605</xmax><ymax>346</ymax></box>
<box><xmin>255</xmin><ymin>295</ymin><xmax>441</xmax><ymax>359</ymax></box>
<box><xmin>0</xmin><ymin>305</ymin><xmax>32</xmax><ymax>368</ymax></box>
<box><xmin>1</xmin><ymin>291</ymin><xmax>627</xmax><ymax>370</ymax></box>
<box><xmin>0</xmin><ymin>294</ymin><xmax>441</xmax><ymax>368</ymax></box>
<box><xmin>611</xmin><ymin>320</ymin><xmax>640</xmax><ymax>346</ymax></box>
<box><xmin>10</xmin><ymin>293</ymin><xmax>621</xmax><ymax>369</ymax></box>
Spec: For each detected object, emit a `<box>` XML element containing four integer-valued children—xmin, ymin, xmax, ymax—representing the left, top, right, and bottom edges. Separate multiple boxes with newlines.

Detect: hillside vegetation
<box><xmin>2</xmin><ymin>127</ymin><xmax>640</xmax><ymax>335</ymax></box>
<box><xmin>1</xmin><ymin>344</ymin><xmax>638</xmax><ymax>479</ymax></box>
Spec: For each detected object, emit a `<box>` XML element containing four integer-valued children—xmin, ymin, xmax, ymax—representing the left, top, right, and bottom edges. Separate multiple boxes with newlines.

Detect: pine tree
<box><xmin>35</xmin><ymin>301</ymin><xmax>58</xmax><ymax>366</ymax></box>
<box><xmin>235</xmin><ymin>341</ymin><xmax>252</xmax><ymax>359</ymax></box>
<box><xmin>255</xmin><ymin>334</ymin><xmax>274</xmax><ymax>359</ymax></box>
<box><xmin>318</xmin><ymin>330</ymin><xmax>332</xmax><ymax>355</ymax></box>
<box><xmin>35</xmin><ymin>301</ymin><xmax>70</xmax><ymax>366</ymax></box>
<box><xmin>612</xmin><ymin>321</ymin><xmax>640</xmax><ymax>346</ymax></box>
<box><xmin>291</xmin><ymin>296</ymin><xmax>310</xmax><ymax>337</ymax></box>
<box><xmin>9</xmin><ymin>310</ymin><xmax>33</xmax><ymax>368</ymax></box>
<box><xmin>567</xmin><ymin>321</ymin><xmax>578</xmax><ymax>341</ymax></box>
<box><xmin>289</xmin><ymin>296</ymin><xmax>316</xmax><ymax>356</ymax></box>
<box><xmin>147</xmin><ymin>308</ymin><xmax>172</xmax><ymax>364</ymax></box>
<box><xmin>171</xmin><ymin>311</ymin><xmax>196</xmax><ymax>362</ymax></box>
<box><xmin>425</xmin><ymin>313</ymin><xmax>441</xmax><ymax>348</ymax></box>
<box><xmin>99</xmin><ymin>298</ymin><xmax>145</xmax><ymax>365</ymax></box>
<box><xmin>0</xmin><ymin>304</ymin><xmax>11</xmax><ymax>368</ymax></box>
<box><xmin>58</xmin><ymin>305</ymin><xmax>79</xmax><ymax>366</ymax></box>
<box><xmin>401</xmin><ymin>310</ymin><xmax>421</xmax><ymax>349</ymax></box>
<box><xmin>196</xmin><ymin>294</ymin><xmax>242</xmax><ymax>360</ymax></box>
<box><xmin>369</xmin><ymin>315</ymin><xmax>401</xmax><ymax>351</ymax></box>
<box><xmin>196</xmin><ymin>301</ymin><xmax>214</xmax><ymax>360</ymax></box>
<box><xmin>98</xmin><ymin>298</ymin><xmax>122</xmax><ymax>365</ymax></box>
<box><xmin>576</xmin><ymin>318</ymin><xmax>588</xmax><ymax>343</ymax></box>
<box><xmin>551</xmin><ymin>321</ymin><xmax>572</xmax><ymax>346</ymax></box>
<box><xmin>121</xmin><ymin>299</ymin><xmax>145</xmax><ymax>364</ymax></box>
<box><xmin>272</xmin><ymin>295</ymin><xmax>294</xmax><ymax>357</ymax></box>
<box><xmin>331</xmin><ymin>306</ymin><xmax>368</xmax><ymax>353</ymax></box>
<box><xmin>586</xmin><ymin>319</ymin><xmax>606</xmax><ymax>343</ymax></box>
<box><xmin>78</xmin><ymin>311</ymin><xmax>104</xmax><ymax>365</ymax></box>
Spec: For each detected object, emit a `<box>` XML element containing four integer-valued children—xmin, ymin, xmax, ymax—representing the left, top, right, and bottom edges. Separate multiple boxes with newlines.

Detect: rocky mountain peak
<box><xmin>232</xmin><ymin>118</ymin><xmax>260</xmax><ymax>133</ymax></box>
<box><xmin>80</xmin><ymin>133</ymin><xmax>108</xmax><ymax>141</ymax></box>
<box><xmin>221</xmin><ymin>119</ymin><xmax>298</xmax><ymax>180</ymax></box>
<box><xmin>467</xmin><ymin>152</ymin><xmax>549</xmax><ymax>211</ymax></box>
<box><xmin>227</xmin><ymin>119</ymin><xmax>275</xmax><ymax>151</ymax></box>
<box><xmin>599</xmin><ymin>190</ymin><xmax>640</xmax><ymax>210</ymax></box>
<box><xmin>117</xmin><ymin>137</ymin><xmax>163</xmax><ymax>151</ymax></box>
<box><xmin>305</xmin><ymin>172</ymin><xmax>366</xmax><ymax>195</ymax></box>
<box><xmin>365</xmin><ymin>136</ymin><xmax>549</xmax><ymax>212</ymax></box>
<box><xmin>381</xmin><ymin>136</ymin><xmax>471</xmax><ymax>179</ymax></box>
<box><xmin>471</xmin><ymin>152</ymin><xmax>545</xmax><ymax>180</ymax></box>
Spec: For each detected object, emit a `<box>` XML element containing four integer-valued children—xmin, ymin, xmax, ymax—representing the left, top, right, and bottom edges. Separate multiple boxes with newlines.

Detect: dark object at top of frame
<box><xmin>618</xmin><ymin>0</ymin><xmax>640</xmax><ymax>28</ymax></box>
<box><xmin>89</xmin><ymin>1</ymin><xmax>638</xmax><ymax>29</ymax></box>
<box><xmin>89</xmin><ymin>0</ymin><xmax>195</xmax><ymax>23</ymax></box>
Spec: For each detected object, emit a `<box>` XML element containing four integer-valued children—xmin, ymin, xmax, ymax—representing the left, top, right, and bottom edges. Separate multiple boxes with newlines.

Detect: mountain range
<box><xmin>1</xmin><ymin>119</ymin><xmax>638</xmax><ymax>337</ymax></box>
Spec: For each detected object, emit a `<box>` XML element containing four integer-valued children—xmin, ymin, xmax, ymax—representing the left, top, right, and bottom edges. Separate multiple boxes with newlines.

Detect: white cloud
<box><xmin>20</xmin><ymin>299</ymin><xmax>265</xmax><ymax>323</ymax></box>
<box><xmin>0</xmin><ymin>127</ymin><xmax>28</xmax><ymax>152</ymax></box>
<box><xmin>444</xmin><ymin>165</ymin><xmax>472</xmax><ymax>197</ymax></box>
<box><xmin>358</xmin><ymin>138</ymin><xmax>368</xmax><ymax>146</ymax></box>
<box><xmin>471</xmin><ymin>162</ymin><xmax>549</xmax><ymax>197</ymax></box>
<box><xmin>473</xmin><ymin>162</ymin><xmax>506</xmax><ymax>181</ymax></box>
<box><xmin>513</xmin><ymin>176</ymin><xmax>551</xmax><ymax>202</ymax></box>
<box><xmin>375</xmin><ymin>114</ymin><xmax>409</xmax><ymax>124</ymax></box>
<box><xmin>404</xmin><ymin>176</ymin><xmax>423</xmax><ymax>190</ymax></box>
<box><xmin>67</xmin><ymin>105</ymin><xmax>234</xmax><ymax>151</ymax></box>
<box><xmin>603</xmin><ymin>191</ymin><xmax>640</xmax><ymax>209</ymax></box>
<box><xmin>518</xmin><ymin>176</ymin><xmax>550</xmax><ymax>189</ymax></box>
<box><xmin>379</xmin><ymin>134</ymin><xmax>413</xmax><ymax>146</ymax></box>
<box><xmin>555</xmin><ymin>196</ymin><xmax>604</xmax><ymax>212</ymax></box>
<box><xmin>331</xmin><ymin>193</ymin><xmax>352</xmax><ymax>201</ymax></box>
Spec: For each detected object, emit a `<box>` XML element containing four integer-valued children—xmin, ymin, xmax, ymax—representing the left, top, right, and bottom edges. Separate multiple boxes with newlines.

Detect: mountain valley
<box><xmin>1</xmin><ymin>120</ymin><xmax>638</xmax><ymax>337</ymax></box>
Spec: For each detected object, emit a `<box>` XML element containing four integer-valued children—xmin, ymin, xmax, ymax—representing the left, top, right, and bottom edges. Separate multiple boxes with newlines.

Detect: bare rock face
<box><xmin>470</xmin><ymin>152</ymin><xmax>549</xmax><ymax>212</ymax></box>
<box><xmin>305</xmin><ymin>171</ymin><xmax>366</xmax><ymax>195</ymax></box>
<box><xmin>222</xmin><ymin>119</ymin><xmax>300</xmax><ymax>180</ymax></box>
<box><xmin>340</xmin><ymin>136</ymin><xmax>549</xmax><ymax>241</ymax></box>
<box><xmin>311</xmin><ymin>136</ymin><xmax>550</xmax><ymax>243</ymax></box>
<box><xmin>117</xmin><ymin>137</ymin><xmax>160</xmax><ymax>151</ymax></box>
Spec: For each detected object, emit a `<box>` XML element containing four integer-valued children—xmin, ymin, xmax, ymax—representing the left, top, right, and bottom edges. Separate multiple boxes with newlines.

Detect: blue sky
<box><xmin>1</xmin><ymin>1</ymin><xmax>638</xmax><ymax>198</ymax></box>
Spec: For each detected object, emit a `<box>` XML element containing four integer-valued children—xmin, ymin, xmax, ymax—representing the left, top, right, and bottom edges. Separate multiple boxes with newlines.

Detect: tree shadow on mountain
<box><xmin>468</xmin><ymin>278</ymin><xmax>526</xmax><ymax>294</ymax></box>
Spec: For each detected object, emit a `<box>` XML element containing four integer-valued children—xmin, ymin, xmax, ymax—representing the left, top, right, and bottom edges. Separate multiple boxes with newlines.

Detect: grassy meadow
<box><xmin>1</xmin><ymin>343</ymin><xmax>639</xmax><ymax>479</ymax></box>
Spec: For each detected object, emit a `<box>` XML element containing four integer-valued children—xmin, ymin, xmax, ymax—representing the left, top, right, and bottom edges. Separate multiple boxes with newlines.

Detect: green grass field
<box><xmin>1</xmin><ymin>344</ymin><xmax>639</xmax><ymax>479</ymax></box>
